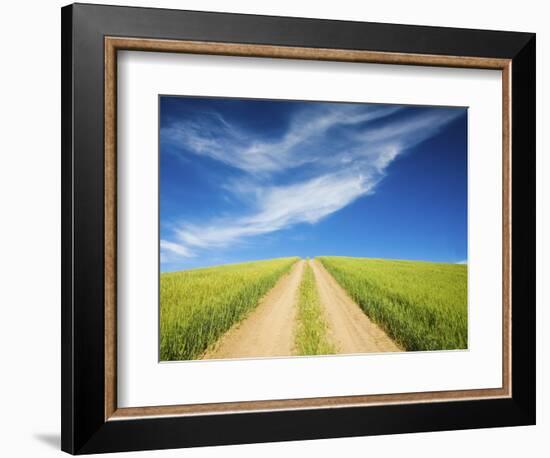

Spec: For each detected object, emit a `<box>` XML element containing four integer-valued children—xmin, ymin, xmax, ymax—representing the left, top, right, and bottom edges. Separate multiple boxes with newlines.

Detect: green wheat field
<box><xmin>160</xmin><ymin>256</ymin><xmax>467</xmax><ymax>361</ymax></box>
<box><xmin>319</xmin><ymin>256</ymin><xmax>468</xmax><ymax>351</ymax></box>
<box><xmin>160</xmin><ymin>257</ymin><xmax>298</xmax><ymax>361</ymax></box>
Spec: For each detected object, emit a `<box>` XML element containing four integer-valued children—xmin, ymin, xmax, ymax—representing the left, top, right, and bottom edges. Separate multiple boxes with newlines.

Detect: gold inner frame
<box><xmin>104</xmin><ymin>37</ymin><xmax>512</xmax><ymax>421</ymax></box>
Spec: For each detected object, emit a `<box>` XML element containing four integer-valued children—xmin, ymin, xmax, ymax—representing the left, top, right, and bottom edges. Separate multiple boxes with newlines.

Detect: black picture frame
<box><xmin>61</xmin><ymin>3</ymin><xmax>536</xmax><ymax>454</ymax></box>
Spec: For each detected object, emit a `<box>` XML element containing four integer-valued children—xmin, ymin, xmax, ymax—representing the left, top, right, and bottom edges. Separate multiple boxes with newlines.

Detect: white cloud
<box><xmin>161</xmin><ymin>104</ymin><xmax>401</xmax><ymax>175</ymax></box>
<box><xmin>175</xmin><ymin>171</ymin><xmax>373</xmax><ymax>250</ymax></box>
<box><xmin>160</xmin><ymin>239</ymin><xmax>195</xmax><ymax>259</ymax></box>
<box><xmin>161</xmin><ymin>104</ymin><xmax>464</xmax><ymax>258</ymax></box>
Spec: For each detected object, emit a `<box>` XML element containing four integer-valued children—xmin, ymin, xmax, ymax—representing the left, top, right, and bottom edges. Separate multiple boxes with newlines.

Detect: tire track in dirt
<box><xmin>310</xmin><ymin>259</ymin><xmax>401</xmax><ymax>354</ymax></box>
<box><xmin>202</xmin><ymin>260</ymin><xmax>305</xmax><ymax>359</ymax></box>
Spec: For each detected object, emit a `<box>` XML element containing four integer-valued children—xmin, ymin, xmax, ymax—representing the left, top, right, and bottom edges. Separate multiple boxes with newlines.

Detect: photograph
<box><xmin>54</xmin><ymin>2</ymin><xmax>537</xmax><ymax>454</ymax></box>
<box><xmin>159</xmin><ymin>96</ymin><xmax>468</xmax><ymax>362</ymax></box>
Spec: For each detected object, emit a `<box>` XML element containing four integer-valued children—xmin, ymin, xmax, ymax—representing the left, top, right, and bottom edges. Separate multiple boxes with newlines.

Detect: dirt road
<box><xmin>202</xmin><ymin>258</ymin><xmax>399</xmax><ymax>359</ymax></box>
<box><xmin>203</xmin><ymin>260</ymin><xmax>306</xmax><ymax>359</ymax></box>
<box><xmin>310</xmin><ymin>259</ymin><xmax>401</xmax><ymax>354</ymax></box>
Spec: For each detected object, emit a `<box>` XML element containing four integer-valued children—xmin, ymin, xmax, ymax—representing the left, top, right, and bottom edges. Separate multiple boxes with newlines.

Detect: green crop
<box><xmin>295</xmin><ymin>263</ymin><xmax>335</xmax><ymax>356</ymax></box>
<box><xmin>160</xmin><ymin>257</ymin><xmax>298</xmax><ymax>361</ymax></box>
<box><xmin>318</xmin><ymin>257</ymin><xmax>467</xmax><ymax>351</ymax></box>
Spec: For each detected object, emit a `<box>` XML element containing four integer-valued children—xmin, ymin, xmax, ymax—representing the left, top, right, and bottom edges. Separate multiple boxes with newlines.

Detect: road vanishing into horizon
<box><xmin>202</xmin><ymin>259</ymin><xmax>401</xmax><ymax>360</ymax></box>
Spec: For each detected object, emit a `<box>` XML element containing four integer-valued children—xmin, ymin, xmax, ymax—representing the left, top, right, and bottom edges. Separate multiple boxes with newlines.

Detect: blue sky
<box><xmin>159</xmin><ymin>96</ymin><xmax>467</xmax><ymax>272</ymax></box>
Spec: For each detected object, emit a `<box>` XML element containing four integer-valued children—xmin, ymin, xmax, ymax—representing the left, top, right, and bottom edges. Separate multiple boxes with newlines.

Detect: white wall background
<box><xmin>0</xmin><ymin>1</ymin><xmax>545</xmax><ymax>456</ymax></box>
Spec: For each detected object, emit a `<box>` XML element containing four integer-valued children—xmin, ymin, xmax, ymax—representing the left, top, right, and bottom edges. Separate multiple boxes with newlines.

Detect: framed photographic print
<box><xmin>61</xmin><ymin>3</ymin><xmax>536</xmax><ymax>454</ymax></box>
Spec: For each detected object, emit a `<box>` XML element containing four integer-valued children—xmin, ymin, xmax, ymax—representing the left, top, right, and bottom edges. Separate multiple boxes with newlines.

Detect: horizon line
<box><xmin>161</xmin><ymin>255</ymin><xmax>467</xmax><ymax>273</ymax></box>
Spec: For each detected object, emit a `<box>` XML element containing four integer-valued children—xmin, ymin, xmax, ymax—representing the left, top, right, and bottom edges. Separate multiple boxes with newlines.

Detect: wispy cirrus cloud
<box><xmin>161</xmin><ymin>104</ymin><xmax>400</xmax><ymax>175</ymax></box>
<box><xmin>160</xmin><ymin>102</ymin><xmax>464</xmax><ymax>261</ymax></box>
<box><xmin>160</xmin><ymin>239</ymin><xmax>195</xmax><ymax>258</ymax></box>
<box><xmin>174</xmin><ymin>171</ymin><xmax>373</xmax><ymax>252</ymax></box>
